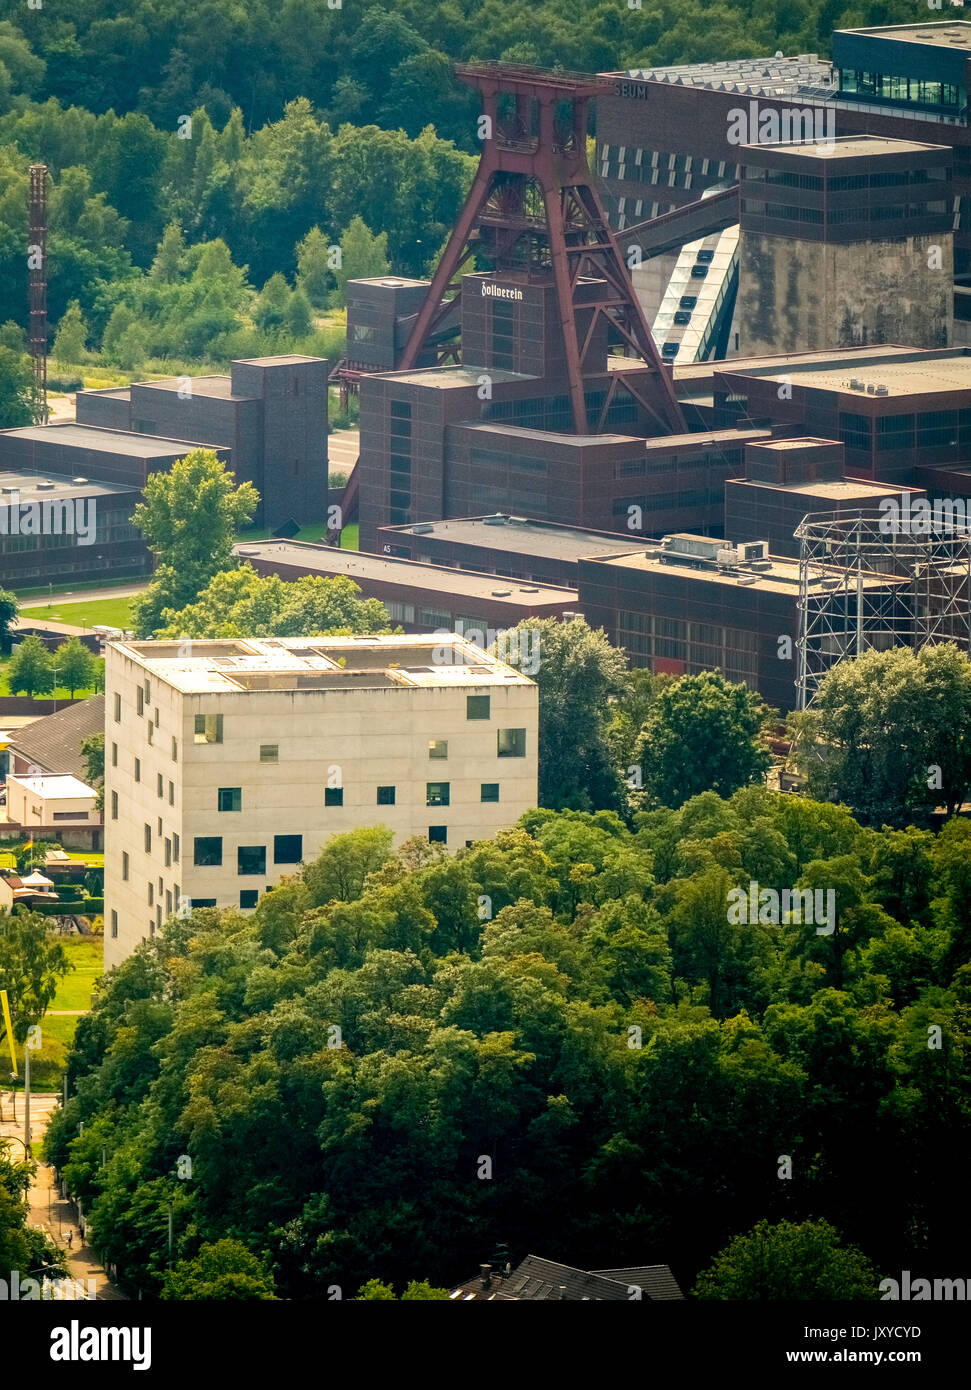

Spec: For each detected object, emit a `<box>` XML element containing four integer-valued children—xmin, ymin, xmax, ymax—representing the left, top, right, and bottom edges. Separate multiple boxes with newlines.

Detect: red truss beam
<box><xmin>397</xmin><ymin>63</ymin><xmax>684</xmax><ymax>436</ymax></box>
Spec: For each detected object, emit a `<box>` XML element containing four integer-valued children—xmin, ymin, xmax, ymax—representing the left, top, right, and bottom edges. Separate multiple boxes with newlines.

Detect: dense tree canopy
<box><xmin>44</xmin><ymin>791</ymin><xmax>971</xmax><ymax>1298</ymax></box>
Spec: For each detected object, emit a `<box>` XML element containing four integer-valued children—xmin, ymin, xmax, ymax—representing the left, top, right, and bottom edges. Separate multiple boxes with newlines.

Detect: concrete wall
<box><xmin>738</xmin><ymin>231</ymin><xmax>953</xmax><ymax>355</ymax></box>
<box><xmin>104</xmin><ymin>645</ymin><xmax>539</xmax><ymax>968</ymax></box>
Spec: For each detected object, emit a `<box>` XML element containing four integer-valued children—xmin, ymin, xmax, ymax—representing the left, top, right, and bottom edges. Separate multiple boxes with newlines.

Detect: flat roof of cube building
<box><xmin>741</xmin><ymin>134</ymin><xmax>950</xmax><ymax>158</ymax></box>
<box><xmin>839</xmin><ymin>22</ymin><xmax>971</xmax><ymax>51</ymax></box>
<box><xmin>721</xmin><ymin>348</ymin><xmax>971</xmax><ymax>398</ymax></box>
<box><xmin>109</xmin><ymin>635</ymin><xmax>536</xmax><ymax>694</ymax></box>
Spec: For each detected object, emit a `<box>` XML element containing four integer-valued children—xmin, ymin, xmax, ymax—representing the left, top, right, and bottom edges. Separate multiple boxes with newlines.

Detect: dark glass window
<box><xmin>426</xmin><ymin>781</ymin><xmax>450</xmax><ymax>807</ymax></box>
<box><xmin>428</xmin><ymin>826</ymin><xmax>448</xmax><ymax>844</ymax></box>
<box><xmin>274</xmin><ymin>834</ymin><xmax>303</xmax><ymax>864</ymax></box>
<box><xmin>238</xmin><ymin>845</ymin><xmax>266</xmax><ymax>875</ymax></box>
<box><xmin>194</xmin><ymin>836</ymin><xmax>222</xmax><ymax>867</ymax></box>
<box><xmin>377</xmin><ymin>785</ymin><xmax>396</xmax><ymax>805</ymax></box>
<box><xmin>467</xmin><ymin>695</ymin><xmax>491</xmax><ymax>720</ymax></box>
<box><xmin>325</xmin><ymin>787</ymin><xmax>344</xmax><ymax>807</ymax></box>
<box><xmin>239</xmin><ymin>890</ymin><xmax>259</xmax><ymax>909</ymax></box>
<box><xmin>498</xmin><ymin>728</ymin><xmax>527</xmax><ymax>757</ymax></box>
<box><xmin>218</xmin><ymin>787</ymin><xmax>242</xmax><ymax>812</ymax></box>
<box><xmin>481</xmin><ymin>783</ymin><xmax>500</xmax><ymax>802</ymax></box>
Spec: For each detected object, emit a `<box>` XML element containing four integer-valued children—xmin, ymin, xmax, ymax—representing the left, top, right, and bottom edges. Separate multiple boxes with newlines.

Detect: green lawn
<box><xmin>50</xmin><ymin>937</ymin><xmax>103</xmax><ymax>1012</ymax></box>
<box><xmin>28</xmin><ymin>937</ymin><xmax>103</xmax><ymax>1085</ymax></box>
<box><xmin>238</xmin><ymin>520</ymin><xmax>336</xmax><ymax>546</ymax></box>
<box><xmin>340</xmin><ymin>523</ymin><xmax>359</xmax><ymax>550</ymax></box>
<box><xmin>18</xmin><ymin>596</ymin><xmax>134</xmax><ymax>630</ymax></box>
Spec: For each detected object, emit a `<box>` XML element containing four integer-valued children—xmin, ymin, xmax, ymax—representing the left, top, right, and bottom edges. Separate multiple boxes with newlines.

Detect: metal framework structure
<box><xmin>796</xmin><ymin>509</ymin><xmax>971</xmax><ymax>708</ymax></box>
<box><xmin>28</xmin><ymin>163</ymin><xmax>49</xmax><ymax>424</ymax></box>
<box><xmin>397</xmin><ymin>62</ymin><xmax>685</xmax><ymax>436</ymax></box>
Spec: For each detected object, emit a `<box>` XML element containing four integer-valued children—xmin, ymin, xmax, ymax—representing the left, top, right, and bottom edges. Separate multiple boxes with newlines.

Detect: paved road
<box><xmin>329</xmin><ymin>429</ymin><xmax>359</xmax><ymax>477</ymax></box>
<box><xmin>20</xmin><ymin>581</ymin><xmax>148</xmax><ymax>610</ymax></box>
<box><xmin>1</xmin><ymin>1090</ymin><xmax>126</xmax><ymax>1300</ymax></box>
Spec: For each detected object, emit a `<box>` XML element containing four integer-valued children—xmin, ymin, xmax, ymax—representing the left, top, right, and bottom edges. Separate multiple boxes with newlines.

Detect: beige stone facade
<box><xmin>103</xmin><ymin>635</ymin><xmax>539</xmax><ymax>968</ymax></box>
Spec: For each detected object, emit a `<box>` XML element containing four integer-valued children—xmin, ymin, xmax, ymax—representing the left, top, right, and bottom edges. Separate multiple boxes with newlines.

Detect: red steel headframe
<box><xmin>397</xmin><ymin>63</ymin><xmax>685</xmax><ymax>436</ymax></box>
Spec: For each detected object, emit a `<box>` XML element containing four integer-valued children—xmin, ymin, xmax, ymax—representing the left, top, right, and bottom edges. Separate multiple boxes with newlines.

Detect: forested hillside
<box><xmin>0</xmin><ymin>0</ymin><xmax>925</xmax><ymax>372</ymax></box>
<box><xmin>45</xmin><ymin>799</ymin><xmax>971</xmax><ymax>1297</ymax></box>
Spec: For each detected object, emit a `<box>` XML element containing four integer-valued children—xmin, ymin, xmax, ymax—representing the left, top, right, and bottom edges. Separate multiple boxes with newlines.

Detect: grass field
<box><xmin>29</xmin><ymin>936</ymin><xmax>103</xmax><ymax>1084</ymax></box>
<box><xmin>238</xmin><ymin>520</ymin><xmax>336</xmax><ymax>546</ymax></box>
<box><xmin>340</xmin><ymin>523</ymin><xmax>359</xmax><ymax>550</ymax></box>
<box><xmin>18</xmin><ymin>596</ymin><xmax>135</xmax><ymax>630</ymax></box>
<box><xmin>50</xmin><ymin>937</ymin><xmax>103</xmax><ymax>1012</ymax></box>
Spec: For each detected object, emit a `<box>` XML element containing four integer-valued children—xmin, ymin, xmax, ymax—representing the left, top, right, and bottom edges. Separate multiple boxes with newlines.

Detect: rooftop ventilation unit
<box><xmin>740</xmin><ymin>540</ymin><xmax>769</xmax><ymax>561</ymax></box>
<box><xmin>849</xmin><ymin>379</ymin><xmax>864</xmax><ymax>390</ymax></box>
<box><xmin>866</xmin><ymin>384</ymin><xmax>876</xmax><ymax>394</ymax></box>
<box><xmin>737</xmin><ymin>575</ymin><xmax>757</xmax><ymax>585</ymax></box>
<box><xmin>875</xmin><ymin>385</ymin><xmax>889</xmax><ymax>396</ymax></box>
<box><xmin>411</xmin><ymin>522</ymin><xmax>434</xmax><ymax>534</ymax></box>
<box><xmin>35</xmin><ymin>481</ymin><xmax>55</xmax><ymax>490</ymax></box>
<box><xmin>508</xmin><ymin>515</ymin><xmax>528</xmax><ymax>524</ymax></box>
<box><xmin>482</xmin><ymin>514</ymin><xmax>508</xmax><ymax>526</ymax></box>
<box><xmin>520</xmin><ymin>586</ymin><xmax>539</xmax><ymax>592</ymax></box>
<box><xmin>72</xmin><ymin>477</ymin><xmax>88</xmax><ymax>485</ymax></box>
<box><xmin>491</xmin><ymin>589</ymin><xmax>512</xmax><ymax>596</ymax></box>
<box><xmin>750</xmin><ymin>559</ymin><xmax>773</xmax><ymax>571</ymax></box>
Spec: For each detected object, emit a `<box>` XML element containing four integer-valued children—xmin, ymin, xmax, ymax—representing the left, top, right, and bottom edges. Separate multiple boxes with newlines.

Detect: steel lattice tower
<box><xmin>796</xmin><ymin>508</ymin><xmax>971</xmax><ymax>708</ymax></box>
<box><xmin>28</xmin><ymin>164</ymin><xmax>49</xmax><ymax>424</ymax></box>
<box><xmin>398</xmin><ymin>63</ymin><xmax>685</xmax><ymax>436</ymax></box>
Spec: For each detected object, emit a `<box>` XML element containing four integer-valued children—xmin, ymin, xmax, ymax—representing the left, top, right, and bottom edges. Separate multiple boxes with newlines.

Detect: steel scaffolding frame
<box><xmin>796</xmin><ymin>508</ymin><xmax>971</xmax><ymax>708</ymax></box>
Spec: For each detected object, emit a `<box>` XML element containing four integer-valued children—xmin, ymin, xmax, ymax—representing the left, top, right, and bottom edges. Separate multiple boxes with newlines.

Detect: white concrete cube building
<box><xmin>103</xmin><ymin>634</ymin><xmax>538</xmax><ymax>968</ymax></box>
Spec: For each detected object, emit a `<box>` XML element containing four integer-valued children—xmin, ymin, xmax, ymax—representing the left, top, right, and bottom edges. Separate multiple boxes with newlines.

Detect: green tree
<box><xmin>153</xmin><ymin>564</ymin><xmax>391</xmax><ymax>639</ymax></box>
<box><xmin>285</xmin><ymin>286</ymin><xmax>313</xmax><ymax>339</ymax></box>
<box><xmin>254</xmin><ymin>272</ymin><xmax>291</xmax><ymax>334</ymax></box>
<box><xmin>806</xmin><ymin>644</ymin><xmax>971</xmax><ymax>825</ymax></box>
<box><xmin>332</xmin><ymin>215</ymin><xmax>389</xmax><ymax>307</ymax></box>
<box><xmin>0</xmin><ymin>909</ymin><xmax>70</xmax><ymax>1041</ymax></box>
<box><xmin>81</xmin><ymin>731</ymin><xmax>105</xmax><ymax>812</ymax></box>
<box><xmin>295</xmin><ymin>226</ymin><xmax>333</xmax><ymax>307</ymax></box>
<box><xmin>498</xmin><ymin>617</ymin><xmax>627</xmax><ymax>811</ymax></box>
<box><xmin>638</xmin><ymin>671</ymin><xmax>772</xmax><ymax>809</ymax></box>
<box><xmin>7</xmin><ymin>635</ymin><xmax>54</xmax><ymax>697</ymax></box>
<box><xmin>694</xmin><ymin>1218</ymin><xmax>880</xmax><ymax>1300</ymax></box>
<box><xmin>149</xmin><ymin>221</ymin><xmax>186</xmax><ymax>283</ymax></box>
<box><xmin>55</xmin><ymin>637</ymin><xmax>97</xmax><ymax>697</ymax></box>
<box><xmin>161</xmin><ymin>1239</ymin><xmax>278</xmax><ymax>1300</ymax></box>
<box><xmin>130</xmin><ymin>450</ymin><xmax>258</xmax><ymax>637</ymax></box>
<box><xmin>0</xmin><ymin>347</ymin><xmax>35</xmax><ymax>428</ymax></box>
<box><xmin>51</xmin><ymin>300</ymin><xmax>88</xmax><ymax>364</ymax></box>
<box><xmin>0</xmin><ymin>586</ymin><xmax>17</xmax><ymax>653</ymax></box>
<box><xmin>302</xmin><ymin>826</ymin><xmax>394</xmax><ymax>906</ymax></box>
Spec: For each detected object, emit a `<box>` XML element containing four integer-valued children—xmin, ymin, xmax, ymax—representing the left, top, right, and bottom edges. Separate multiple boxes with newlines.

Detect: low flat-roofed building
<box><xmin>680</xmin><ymin>347</ymin><xmax>971</xmax><ymax>489</ymax></box>
<box><xmin>378</xmin><ymin>514</ymin><xmax>650</xmax><ymax>587</ymax></box>
<box><xmin>577</xmin><ymin>531</ymin><xmax>908</xmax><ymax>711</ymax></box>
<box><xmin>234</xmin><ymin>538</ymin><xmax>579</xmax><ymax>633</ymax></box>
<box><xmin>5</xmin><ymin>772</ymin><xmax>98</xmax><ymax>834</ymax></box>
<box><xmin>103</xmin><ymin>634</ymin><xmax>539</xmax><ymax>966</ymax></box>
<box><xmin>0</xmin><ymin>457</ymin><xmax>157</xmax><ymax>587</ymax></box>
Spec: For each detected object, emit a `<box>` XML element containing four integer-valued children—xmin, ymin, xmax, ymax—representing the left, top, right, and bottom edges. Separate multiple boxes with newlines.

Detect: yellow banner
<box><xmin>0</xmin><ymin>989</ymin><xmax>16</xmax><ymax>1076</ymax></box>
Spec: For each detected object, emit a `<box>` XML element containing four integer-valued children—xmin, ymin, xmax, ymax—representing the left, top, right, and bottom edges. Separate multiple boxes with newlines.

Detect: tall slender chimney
<box><xmin>479</xmin><ymin>1263</ymin><xmax>492</xmax><ymax>1289</ymax></box>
